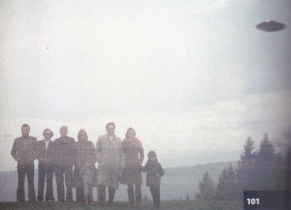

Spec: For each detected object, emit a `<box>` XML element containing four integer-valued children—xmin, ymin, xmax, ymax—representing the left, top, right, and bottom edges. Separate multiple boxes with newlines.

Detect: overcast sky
<box><xmin>0</xmin><ymin>0</ymin><xmax>290</xmax><ymax>171</ymax></box>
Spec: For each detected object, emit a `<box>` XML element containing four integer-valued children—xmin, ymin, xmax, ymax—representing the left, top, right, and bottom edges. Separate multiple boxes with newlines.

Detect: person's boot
<box><xmin>85</xmin><ymin>195</ymin><xmax>89</xmax><ymax>205</ymax></box>
<box><xmin>135</xmin><ymin>200</ymin><xmax>142</xmax><ymax>209</ymax></box>
<box><xmin>98</xmin><ymin>186</ymin><xmax>106</xmax><ymax>206</ymax></box>
<box><xmin>128</xmin><ymin>193</ymin><xmax>134</xmax><ymax>207</ymax></box>
<box><xmin>108</xmin><ymin>193</ymin><xmax>114</xmax><ymax>206</ymax></box>
<box><xmin>88</xmin><ymin>194</ymin><xmax>93</xmax><ymax>205</ymax></box>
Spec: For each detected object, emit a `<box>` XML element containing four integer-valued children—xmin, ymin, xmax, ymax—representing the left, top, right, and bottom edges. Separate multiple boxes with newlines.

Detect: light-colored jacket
<box><xmin>96</xmin><ymin>134</ymin><xmax>125</xmax><ymax>189</ymax></box>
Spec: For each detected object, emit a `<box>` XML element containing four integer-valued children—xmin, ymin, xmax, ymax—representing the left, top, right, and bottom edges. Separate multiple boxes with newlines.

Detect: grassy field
<box><xmin>0</xmin><ymin>200</ymin><xmax>243</xmax><ymax>210</ymax></box>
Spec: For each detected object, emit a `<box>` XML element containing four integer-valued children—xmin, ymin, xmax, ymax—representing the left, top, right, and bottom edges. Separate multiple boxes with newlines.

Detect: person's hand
<box><xmin>155</xmin><ymin>174</ymin><xmax>160</xmax><ymax>177</ymax></box>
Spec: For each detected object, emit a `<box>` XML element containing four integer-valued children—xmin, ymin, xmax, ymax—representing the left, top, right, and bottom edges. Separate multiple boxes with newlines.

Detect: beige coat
<box><xmin>96</xmin><ymin>134</ymin><xmax>125</xmax><ymax>189</ymax></box>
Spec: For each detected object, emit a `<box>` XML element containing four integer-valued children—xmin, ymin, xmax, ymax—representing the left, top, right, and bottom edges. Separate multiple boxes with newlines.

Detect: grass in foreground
<box><xmin>0</xmin><ymin>200</ymin><xmax>243</xmax><ymax>210</ymax></box>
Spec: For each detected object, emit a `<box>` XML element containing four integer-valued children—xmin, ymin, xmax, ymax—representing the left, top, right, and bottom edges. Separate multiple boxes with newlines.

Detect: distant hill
<box><xmin>0</xmin><ymin>161</ymin><xmax>236</xmax><ymax>202</ymax></box>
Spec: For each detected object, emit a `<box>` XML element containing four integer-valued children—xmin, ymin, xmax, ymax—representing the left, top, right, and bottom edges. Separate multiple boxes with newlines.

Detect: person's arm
<box><xmin>33</xmin><ymin>138</ymin><xmax>38</xmax><ymax>161</ymax></box>
<box><xmin>95</xmin><ymin>137</ymin><xmax>102</xmax><ymax>163</ymax></box>
<box><xmin>80</xmin><ymin>168</ymin><xmax>87</xmax><ymax>176</ymax></box>
<box><xmin>89</xmin><ymin>141</ymin><xmax>97</xmax><ymax>163</ymax></box>
<box><xmin>139</xmin><ymin>146</ymin><xmax>144</xmax><ymax>165</ymax></box>
<box><xmin>35</xmin><ymin>141</ymin><xmax>40</xmax><ymax>161</ymax></box>
<box><xmin>119</xmin><ymin>140</ymin><xmax>125</xmax><ymax>169</ymax></box>
<box><xmin>141</xmin><ymin>162</ymin><xmax>148</xmax><ymax>173</ymax></box>
<box><xmin>11</xmin><ymin>139</ymin><xmax>18</xmax><ymax>161</ymax></box>
<box><xmin>50</xmin><ymin>141</ymin><xmax>56</xmax><ymax>165</ymax></box>
<box><xmin>158</xmin><ymin>163</ymin><xmax>165</xmax><ymax>177</ymax></box>
<box><xmin>71</xmin><ymin>140</ymin><xmax>78</xmax><ymax>166</ymax></box>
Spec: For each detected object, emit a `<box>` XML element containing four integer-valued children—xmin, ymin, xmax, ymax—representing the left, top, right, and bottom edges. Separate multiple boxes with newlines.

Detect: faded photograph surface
<box><xmin>0</xmin><ymin>0</ymin><xmax>290</xmax><ymax>209</ymax></box>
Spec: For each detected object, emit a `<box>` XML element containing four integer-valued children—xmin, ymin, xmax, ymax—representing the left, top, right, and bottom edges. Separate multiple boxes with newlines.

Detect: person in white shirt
<box><xmin>35</xmin><ymin>128</ymin><xmax>55</xmax><ymax>201</ymax></box>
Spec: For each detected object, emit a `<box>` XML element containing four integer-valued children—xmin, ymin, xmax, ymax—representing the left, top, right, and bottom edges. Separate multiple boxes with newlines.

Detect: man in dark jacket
<box><xmin>11</xmin><ymin>124</ymin><xmax>37</xmax><ymax>202</ymax></box>
<box><xmin>35</xmin><ymin>128</ymin><xmax>55</xmax><ymax>201</ymax></box>
<box><xmin>52</xmin><ymin>126</ymin><xmax>77</xmax><ymax>202</ymax></box>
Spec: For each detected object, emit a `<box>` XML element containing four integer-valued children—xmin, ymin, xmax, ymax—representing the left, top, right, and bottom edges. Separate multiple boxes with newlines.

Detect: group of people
<box><xmin>10</xmin><ymin>122</ymin><xmax>164</xmax><ymax>208</ymax></box>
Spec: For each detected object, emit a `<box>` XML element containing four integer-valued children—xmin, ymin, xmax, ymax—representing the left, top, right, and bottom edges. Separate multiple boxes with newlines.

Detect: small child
<box><xmin>142</xmin><ymin>151</ymin><xmax>165</xmax><ymax>208</ymax></box>
<box><xmin>80</xmin><ymin>156</ymin><xmax>96</xmax><ymax>204</ymax></box>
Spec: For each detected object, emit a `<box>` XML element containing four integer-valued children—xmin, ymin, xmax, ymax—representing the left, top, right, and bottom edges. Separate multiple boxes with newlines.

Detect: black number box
<box><xmin>244</xmin><ymin>191</ymin><xmax>289</xmax><ymax>210</ymax></box>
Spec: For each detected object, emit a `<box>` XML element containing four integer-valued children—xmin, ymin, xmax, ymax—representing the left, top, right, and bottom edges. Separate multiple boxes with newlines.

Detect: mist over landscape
<box><xmin>0</xmin><ymin>1</ymin><xmax>290</xmax><ymax>208</ymax></box>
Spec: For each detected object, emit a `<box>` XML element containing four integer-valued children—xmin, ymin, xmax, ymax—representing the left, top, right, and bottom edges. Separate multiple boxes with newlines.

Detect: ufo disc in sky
<box><xmin>256</xmin><ymin>20</ymin><xmax>286</xmax><ymax>32</ymax></box>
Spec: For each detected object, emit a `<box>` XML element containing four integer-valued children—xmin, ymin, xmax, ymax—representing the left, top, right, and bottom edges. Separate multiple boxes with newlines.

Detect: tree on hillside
<box><xmin>236</xmin><ymin>137</ymin><xmax>257</xmax><ymax>195</ymax></box>
<box><xmin>195</xmin><ymin>172</ymin><xmax>216</xmax><ymax>201</ymax></box>
<box><xmin>254</xmin><ymin>133</ymin><xmax>289</xmax><ymax>191</ymax></box>
<box><xmin>216</xmin><ymin>163</ymin><xmax>237</xmax><ymax>201</ymax></box>
<box><xmin>257</xmin><ymin>133</ymin><xmax>275</xmax><ymax>161</ymax></box>
<box><xmin>237</xmin><ymin>134</ymin><xmax>288</xmax><ymax>192</ymax></box>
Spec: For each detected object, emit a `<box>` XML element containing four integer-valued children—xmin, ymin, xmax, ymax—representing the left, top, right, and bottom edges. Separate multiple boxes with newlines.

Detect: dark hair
<box><xmin>125</xmin><ymin>127</ymin><xmax>136</xmax><ymax>138</ymax></box>
<box><xmin>43</xmin><ymin>128</ymin><xmax>54</xmax><ymax>138</ymax></box>
<box><xmin>148</xmin><ymin>150</ymin><xmax>157</xmax><ymax>158</ymax></box>
<box><xmin>21</xmin><ymin>124</ymin><xmax>30</xmax><ymax>130</ymax></box>
<box><xmin>60</xmin><ymin>126</ymin><xmax>68</xmax><ymax>131</ymax></box>
<box><xmin>78</xmin><ymin>129</ymin><xmax>88</xmax><ymax>141</ymax></box>
<box><xmin>85</xmin><ymin>156</ymin><xmax>95</xmax><ymax>164</ymax></box>
<box><xmin>106</xmin><ymin>122</ymin><xmax>116</xmax><ymax>130</ymax></box>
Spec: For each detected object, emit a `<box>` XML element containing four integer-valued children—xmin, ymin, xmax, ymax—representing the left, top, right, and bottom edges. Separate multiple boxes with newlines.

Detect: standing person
<box><xmin>35</xmin><ymin>129</ymin><xmax>55</xmax><ymax>202</ymax></box>
<box><xmin>142</xmin><ymin>151</ymin><xmax>165</xmax><ymax>209</ymax></box>
<box><xmin>73</xmin><ymin>129</ymin><xmax>96</xmax><ymax>202</ymax></box>
<box><xmin>52</xmin><ymin>126</ymin><xmax>77</xmax><ymax>202</ymax></box>
<box><xmin>11</xmin><ymin>124</ymin><xmax>37</xmax><ymax>202</ymax></box>
<box><xmin>96</xmin><ymin>122</ymin><xmax>125</xmax><ymax>206</ymax></box>
<box><xmin>121</xmin><ymin>127</ymin><xmax>144</xmax><ymax>208</ymax></box>
<box><xmin>80</xmin><ymin>156</ymin><xmax>97</xmax><ymax>205</ymax></box>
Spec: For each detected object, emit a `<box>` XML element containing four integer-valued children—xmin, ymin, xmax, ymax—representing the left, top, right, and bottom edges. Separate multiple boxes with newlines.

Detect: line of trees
<box><xmin>194</xmin><ymin>133</ymin><xmax>290</xmax><ymax>201</ymax></box>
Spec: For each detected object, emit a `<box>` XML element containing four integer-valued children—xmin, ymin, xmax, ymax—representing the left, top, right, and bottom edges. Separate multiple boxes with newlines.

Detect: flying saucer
<box><xmin>256</xmin><ymin>20</ymin><xmax>286</xmax><ymax>32</ymax></box>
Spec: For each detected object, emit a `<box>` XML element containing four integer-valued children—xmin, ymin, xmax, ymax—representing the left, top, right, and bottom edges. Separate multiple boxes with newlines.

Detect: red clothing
<box><xmin>122</xmin><ymin>138</ymin><xmax>144</xmax><ymax>185</ymax></box>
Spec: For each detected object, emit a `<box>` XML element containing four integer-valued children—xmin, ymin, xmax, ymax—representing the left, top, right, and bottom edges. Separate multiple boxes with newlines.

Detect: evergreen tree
<box><xmin>216</xmin><ymin>163</ymin><xmax>237</xmax><ymax>201</ymax></box>
<box><xmin>257</xmin><ymin>133</ymin><xmax>275</xmax><ymax>161</ymax></box>
<box><xmin>236</xmin><ymin>137</ymin><xmax>257</xmax><ymax>196</ymax></box>
<box><xmin>195</xmin><ymin>172</ymin><xmax>216</xmax><ymax>201</ymax></box>
<box><xmin>254</xmin><ymin>133</ymin><xmax>283</xmax><ymax>190</ymax></box>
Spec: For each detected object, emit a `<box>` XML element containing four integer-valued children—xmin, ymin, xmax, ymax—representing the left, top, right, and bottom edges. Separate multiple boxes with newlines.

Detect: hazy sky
<box><xmin>0</xmin><ymin>0</ymin><xmax>290</xmax><ymax>171</ymax></box>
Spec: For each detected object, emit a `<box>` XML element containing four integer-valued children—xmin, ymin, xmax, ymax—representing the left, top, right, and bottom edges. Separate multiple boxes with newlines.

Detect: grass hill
<box><xmin>0</xmin><ymin>161</ymin><xmax>236</xmax><ymax>202</ymax></box>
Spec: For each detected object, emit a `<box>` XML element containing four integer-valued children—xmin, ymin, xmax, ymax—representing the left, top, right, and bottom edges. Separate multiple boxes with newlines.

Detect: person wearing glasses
<box><xmin>35</xmin><ymin>129</ymin><xmax>55</xmax><ymax>202</ymax></box>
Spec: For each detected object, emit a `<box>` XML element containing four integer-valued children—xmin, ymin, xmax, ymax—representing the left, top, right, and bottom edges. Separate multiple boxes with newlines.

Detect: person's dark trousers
<box><xmin>54</xmin><ymin>165</ymin><xmax>73</xmax><ymax>201</ymax></box>
<box><xmin>97</xmin><ymin>185</ymin><xmax>116</xmax><ymax>204</ymax></box>
<box><xmin>127</xmin><ymin>184</ymin><xmax>142</xmax><ymax>204</ymax></box>
<box><xmin>97</xmin><ymin>185</ymin><xmax>106</xmax><ymax>204</ymax></box>
<box><xmin>150</xmin><ymin>186</ymin><xmax>160</xmax><ymax>208</ymax></box>
<box><xmin>37</xmin><ymin>164</ymin><xmax>54</xmax><ymax>201</ymax></box>
<box><xmin>17</xmin><ymin>165</ymin><xmax>36</xmax><ymax>202</ymax></box>
<box><xmin>76</xmin><ymin>187</ymin><xmax>85</xmax><ymax>202</ymax></box>
<box><xmin>108</xmin><ymin>187</ymin><xmax>116</xmax><ymax>204</ymax></box>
